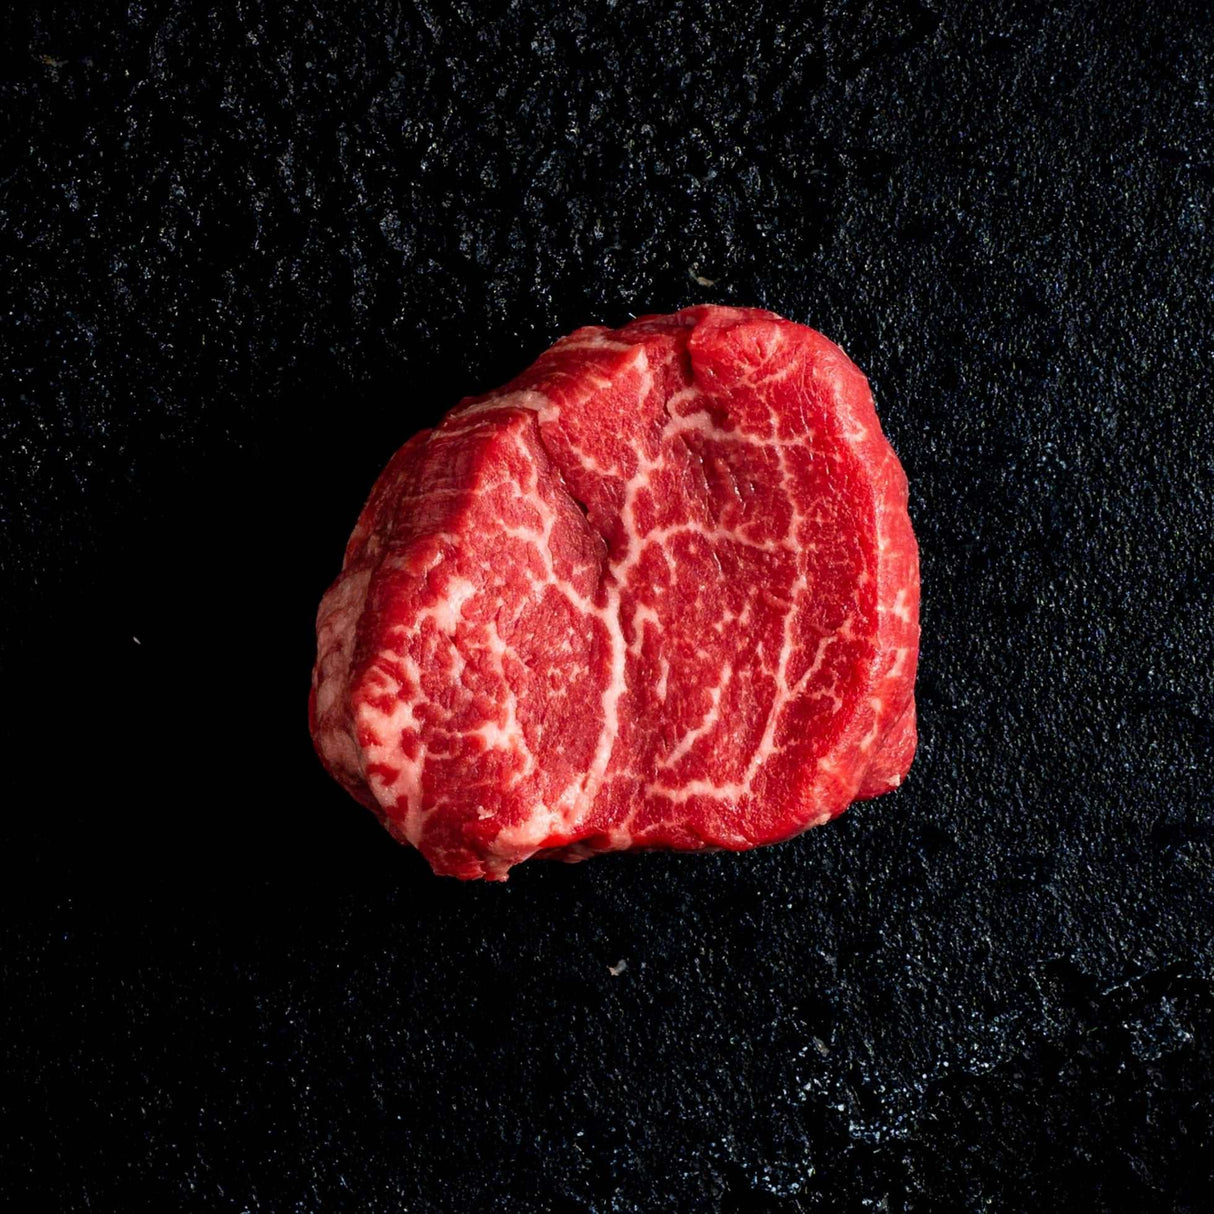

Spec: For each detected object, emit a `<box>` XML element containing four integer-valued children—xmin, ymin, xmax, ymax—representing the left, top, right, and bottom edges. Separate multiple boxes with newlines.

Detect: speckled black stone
<box><xmin>2</xmin><ymin>1</ymin><xmax>1212</xmax><ymax>1210</ymax></box>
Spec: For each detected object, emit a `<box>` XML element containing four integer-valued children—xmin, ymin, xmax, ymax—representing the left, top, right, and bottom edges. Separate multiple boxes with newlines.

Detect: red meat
<box><xmin>310</xmin><ymin>306</ymin><xmax>920</xmax><ymax>880</ymax></box>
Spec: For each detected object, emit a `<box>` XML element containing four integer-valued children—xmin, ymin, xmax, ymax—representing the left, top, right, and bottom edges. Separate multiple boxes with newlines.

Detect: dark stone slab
<box><xmin>2</xmin><ymin>1</ymin><xmax>1211</xmax><ymax>1209</ymax></box>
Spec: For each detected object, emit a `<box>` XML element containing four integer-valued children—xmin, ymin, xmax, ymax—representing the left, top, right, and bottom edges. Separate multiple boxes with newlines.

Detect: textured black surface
<box><xmin>3</xmin><ymin>1</ymin><xmax>1213</xmax><ymax>1209</ymax></box>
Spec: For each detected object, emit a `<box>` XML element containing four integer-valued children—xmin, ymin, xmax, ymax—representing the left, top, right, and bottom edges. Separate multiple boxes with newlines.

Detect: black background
<box><xmin>3</xmin><ymin>1</ymin><xmax>1213</xmax><ymax>1210</ymax></box>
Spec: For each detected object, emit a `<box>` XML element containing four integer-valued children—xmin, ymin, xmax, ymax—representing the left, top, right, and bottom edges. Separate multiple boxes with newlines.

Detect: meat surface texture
<box><xmin>310</xmin><ymin>306</ymin><xmax>920</xmax><ymax>880</ymax></box>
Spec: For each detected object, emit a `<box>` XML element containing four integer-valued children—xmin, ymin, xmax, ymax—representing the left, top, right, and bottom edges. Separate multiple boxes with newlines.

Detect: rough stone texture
<box><xmin>1</xmin><ymin>1</ymin><xmax>1211</xmax><ymax>1210</ymax></box>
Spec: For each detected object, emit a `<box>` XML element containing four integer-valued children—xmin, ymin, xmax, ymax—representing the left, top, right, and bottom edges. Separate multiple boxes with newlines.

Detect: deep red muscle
<box><xmin>310</xmin><ymin>306</ymin><xmax>920</xmax><ymax>879</ymax></box>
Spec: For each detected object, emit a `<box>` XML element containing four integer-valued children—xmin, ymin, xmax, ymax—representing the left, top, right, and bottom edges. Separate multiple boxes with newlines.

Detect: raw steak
<box><xmin>310</xmin><ymin>306</ymin><xmax>919</xmax><ymax>880</ymax></box>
